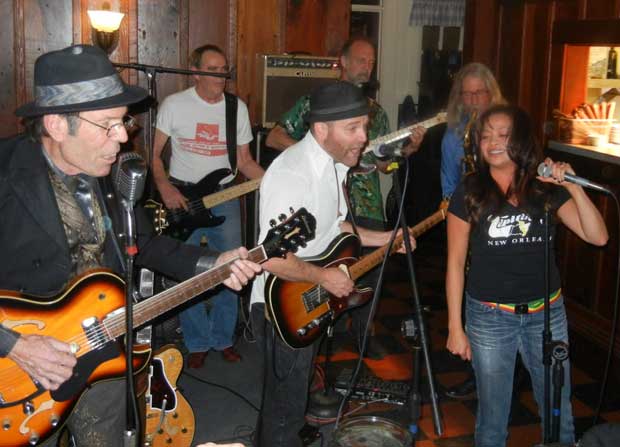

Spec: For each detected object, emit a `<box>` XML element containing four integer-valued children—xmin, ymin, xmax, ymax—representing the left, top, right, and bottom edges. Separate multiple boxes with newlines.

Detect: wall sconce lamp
<box><xmin>87</xmin><ymin>9</ymin><xmax>125</xmax><ymax>54</ymax></box>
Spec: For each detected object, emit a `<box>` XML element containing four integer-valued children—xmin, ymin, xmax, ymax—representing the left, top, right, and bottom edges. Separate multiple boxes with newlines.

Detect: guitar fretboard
<box><xmin>349</xmin><ymin>204</ymin><xmax>448</xmax><ymax>280</ymax></box>
<box><xmin>105</xmin><ymin>246</ymin><xmax>267</xmax><ymax>339</ymax></box>
<box><xmin>202</xmin><ymin>178</ymin><xmax>262</xmax><ymax>209</ymax></box>
<box><xmin>363</xmin><ymin>112</ymin><xmax>447</xmax><ymax>153</ymax></box>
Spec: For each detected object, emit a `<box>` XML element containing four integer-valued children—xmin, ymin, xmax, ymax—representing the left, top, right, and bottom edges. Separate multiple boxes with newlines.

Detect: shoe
<box><xmin>187</xmin><ymin>351</ymin><xmax>208</xmax><ymax>369</ymax></box>
<box><xmin>221</xmin><ymin>346</ymin><xmax>242</xmax><ymax>362</ymax></box>
<box><xmin>444</xmin><ymin>376</ymin><xmax>476</xmax><ymax>400</ymax></box>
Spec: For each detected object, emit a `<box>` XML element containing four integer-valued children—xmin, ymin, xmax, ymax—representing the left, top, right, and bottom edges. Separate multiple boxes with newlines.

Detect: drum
<box><xmin>330</xmin><ymin>416</ymin><xmax>412</xmax><ymax>447</ymax></box>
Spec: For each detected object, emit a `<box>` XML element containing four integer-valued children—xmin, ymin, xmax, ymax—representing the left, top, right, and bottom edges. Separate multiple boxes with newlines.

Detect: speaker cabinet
<box><xmin>257</xmin><ymin>54</ymin><xmax>340</xmax><ymax>128</ymax></box>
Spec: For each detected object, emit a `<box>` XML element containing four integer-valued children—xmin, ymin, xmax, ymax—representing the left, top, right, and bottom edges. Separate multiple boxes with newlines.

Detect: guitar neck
<box><xmin>348</xmin><ymin>205</ymin><xmax>447</xmax><ymax>280</ymax></box>
<box><xmin>105</xmin><ymin>246</ymin><xmax>267</xmax><ymax>338</ymax></box>
<box><xmin>363</xmin><ymin>113</ymin><xmax>447</xmax><ymax>153</ymax></box>
<box><xmin>201</xmin><ymin>178</ymin><xmax>261</xmax><ymax>209</ymax></box>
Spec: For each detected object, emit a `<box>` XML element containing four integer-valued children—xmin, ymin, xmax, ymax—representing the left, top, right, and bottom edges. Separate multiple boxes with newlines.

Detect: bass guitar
<box><xmin>363</xmin><ymin>112</ymin><xmax>447</xmax><ymax>156</ymax></box>
<box><xmin>0</xmin><ymin>208</ymin><xmax>315</xmax><ymax>446</ymax></box>
<box><xmin>146</xmin><ymin>168</ymin><xmax>261</xmax><ymax>238</ymax></box>
<box><xmin>143</xmin><ymin>346</ymin><xmax>194</xmax><ymax>447</ymax></box>
<box><xmin>265</xmin><ymin>201</ymin><xmax>448</xmax><ymax>349</ymax></box>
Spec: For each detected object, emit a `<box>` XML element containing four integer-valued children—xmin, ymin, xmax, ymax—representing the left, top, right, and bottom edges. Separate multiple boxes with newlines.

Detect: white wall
<box><xmin>377</xmin><ymin>0</ymin><xmax>424</xmax><ymax>203</ymax></box>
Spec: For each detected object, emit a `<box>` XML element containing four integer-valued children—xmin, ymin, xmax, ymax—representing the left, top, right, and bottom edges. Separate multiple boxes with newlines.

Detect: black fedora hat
<box><xmin>306</xmin><ymin>81</ymin><xmax>369</xmax><ymax>123</ymax></box>
<box><xmin>15</xmin><ymin>44</ymin><xmax>148</xmax><ymax>117</ymax></box>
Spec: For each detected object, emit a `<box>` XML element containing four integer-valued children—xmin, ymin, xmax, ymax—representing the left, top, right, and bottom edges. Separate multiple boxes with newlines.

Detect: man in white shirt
<box><xmin>153</xmin><ymin>44</ymin><xmax>264</xmax><ymax>368</ymax></box>
<box><xmin>250</xmin><ymin>82</ymin><xmax>415</xmax><ymax>447</ymax></box>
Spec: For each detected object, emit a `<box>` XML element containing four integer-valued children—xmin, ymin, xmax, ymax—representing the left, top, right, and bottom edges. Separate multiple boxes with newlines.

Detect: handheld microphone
<box><xmin>537</xmin><ymin>162</ymin><xmax>610</xmax><ymax>194</ymax></box>
<box><xmin>113</xmin><ymin>152</ymin><xmax>147</xmax><ymax>206</ymax></box>
<box><xmin>372</xmin><ymin>144</ymin><xmax>403</xmax><ymax>158</ymax></box>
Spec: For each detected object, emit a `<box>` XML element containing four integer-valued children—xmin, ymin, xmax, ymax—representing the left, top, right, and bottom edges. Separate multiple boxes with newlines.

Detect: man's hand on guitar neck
<box><xmin>8</xmin><ymin>334</ymin><xmax>77</xmax><ymax>391</ymax></box>
<box><xmin>215</xmin><ymin>247</ymin><xmax>263</xmax><ymax>291</ymax></box>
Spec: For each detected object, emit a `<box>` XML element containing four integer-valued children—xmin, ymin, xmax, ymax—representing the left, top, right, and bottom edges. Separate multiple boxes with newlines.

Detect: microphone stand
<box><xmin>121</xmin><ymin>199</ymin><xmax>139</xmax><ymax>447</ymax></box>
<box><xmin>112</xmin><ymin>62</ymin><xmax>231</xmax><ymax>196</ymax></box>
<box><xmin>389</xmin><ymin>158</ymin><xmax>443</xmax><ymax>442</ymax></box>
<box><xmin>536</xmin><ymin>207</ymin><xmax>568</xmax><ymax>446</ymax></box>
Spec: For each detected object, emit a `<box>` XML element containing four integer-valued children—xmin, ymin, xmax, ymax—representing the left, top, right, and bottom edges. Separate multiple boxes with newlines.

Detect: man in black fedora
<box><xmin>250</xmin><ymin>81</ymin><xmax>417</xmax><ymax>447</ymax></box>
<box><xmin>0</xmin><ymin>44</ymin><xmax>261</xmax><ymax>446</ymax></box>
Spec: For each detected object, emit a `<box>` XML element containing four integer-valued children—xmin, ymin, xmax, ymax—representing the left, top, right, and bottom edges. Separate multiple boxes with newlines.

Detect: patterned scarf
<box><xmin>48</xmin><ymin>169</ymin><xmax>106</xmax><ymax>276</ymax></box>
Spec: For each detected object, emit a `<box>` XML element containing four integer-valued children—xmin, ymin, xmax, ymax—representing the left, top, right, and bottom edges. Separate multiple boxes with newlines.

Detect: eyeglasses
<box><xmin>461</xmin><ymin>89</ymin><xmax>489</xmax><ymax>100</ymax></box>
<box><xmin>77</xmin><ymin>115</ymin><xmax>136</xmax><ymax>137</ymax></box>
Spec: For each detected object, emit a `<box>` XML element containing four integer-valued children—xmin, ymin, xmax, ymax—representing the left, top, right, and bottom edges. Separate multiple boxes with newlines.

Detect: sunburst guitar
<box><xmin>0</xmin><ymin>207</ymin><xmax>316</xmax><ymax>446</ymax></box>
<box><xmin>143</xmin><ymin>346</ymin><xmax>194</xmax><ymax>447</ymax></box>
<box><xmin>265</xmin><ymin>201</ymin><xmax>449</xmax><ymax>349</ymax></box>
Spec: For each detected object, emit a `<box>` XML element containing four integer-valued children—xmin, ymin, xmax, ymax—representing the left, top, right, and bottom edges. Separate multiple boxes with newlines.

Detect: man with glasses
<box><xmin>152</xmin><ymin>44</ymin><xmax>264</xmax><ymax>369</ymax></box>
<box><xmin>0</xmin><ymin>44</ymin><xmax>261</xmax><ymax>446</ymax></box>
<box><xmin>441</xmin><ymin>62</ymin><xmax>505</xmax><ymax>198</ymax></box>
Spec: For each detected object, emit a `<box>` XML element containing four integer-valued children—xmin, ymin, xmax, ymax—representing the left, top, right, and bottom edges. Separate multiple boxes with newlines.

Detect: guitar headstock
<box><xmin>145</xmin><ymin>199</ymin><xmax>169</xmax><ymax>235</ymax></box>
<box><xmin>261</xmin><ymin>208</ymin><xmax>317</xmax><ymax>258</ymax></box>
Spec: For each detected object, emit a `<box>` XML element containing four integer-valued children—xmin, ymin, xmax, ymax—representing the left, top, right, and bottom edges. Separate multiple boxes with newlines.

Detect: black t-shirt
<box><xmin>449</xmin><ymin>180</ymin><xmax>571</xmax><ymax>303</ymax></box>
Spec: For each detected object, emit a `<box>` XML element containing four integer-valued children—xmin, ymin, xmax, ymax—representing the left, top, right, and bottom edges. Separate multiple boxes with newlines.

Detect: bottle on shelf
<box><xmin>607</xmin><ymin>47</ymin><xmax>617</xmax><ymax>79</ymax></box>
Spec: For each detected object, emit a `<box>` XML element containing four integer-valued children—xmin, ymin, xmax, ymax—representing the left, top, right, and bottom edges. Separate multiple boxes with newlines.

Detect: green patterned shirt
<box><xmin>278</xmin><ymin>95</ymin><xmax>390</xmax><ymax>226</ymax></box>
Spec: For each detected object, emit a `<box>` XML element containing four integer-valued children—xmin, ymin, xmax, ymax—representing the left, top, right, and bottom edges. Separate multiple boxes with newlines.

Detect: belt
<box><xmin>480</xmin><ymin>289</ymin><xmax>562</xmax><ymax>315</ymax></box>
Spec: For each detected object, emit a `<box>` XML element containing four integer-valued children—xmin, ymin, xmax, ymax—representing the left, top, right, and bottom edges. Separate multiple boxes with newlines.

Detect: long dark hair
<box><xmin>464</xmin><ymin>105</ymin><xmax>552</xmax><ymax>225</ymax></box>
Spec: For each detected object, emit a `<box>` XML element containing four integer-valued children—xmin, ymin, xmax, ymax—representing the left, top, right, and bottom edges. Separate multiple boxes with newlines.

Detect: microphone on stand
<box><xmin>112</xmin><ymin>152</ymin><xmax>147</xmax><ymax>254</ymax></box>
<box><xmin>537</xmin><ymin>162</ymin><xmax>610</xmax><ymax>194</ymax></box>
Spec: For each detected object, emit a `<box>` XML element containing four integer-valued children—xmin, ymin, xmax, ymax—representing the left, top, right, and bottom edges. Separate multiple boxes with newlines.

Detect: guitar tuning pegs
<box><xmin>278</xmin><ymin>213</ymin><xmax>287</xmax><ymax>222</ymax></box>
<box><xmin>269</xmin><ymin>219</ymin><xmax>277</xmax><ymax>228</ymax></box>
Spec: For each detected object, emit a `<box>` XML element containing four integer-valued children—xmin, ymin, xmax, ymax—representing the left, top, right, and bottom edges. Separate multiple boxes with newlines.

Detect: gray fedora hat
<box><xmin>306</xmin><ymin>81</ymin><xmax>369</xmax><ymax>123</ymax></box>
<box><xmin>16</xmin><ymin>44</ymin><xmax>148</xmax><ymax>117</ymax></box>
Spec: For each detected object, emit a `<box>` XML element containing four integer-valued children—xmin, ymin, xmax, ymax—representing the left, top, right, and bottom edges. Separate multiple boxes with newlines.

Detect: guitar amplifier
<box><xmin>257</xmin><ymin>54</ymin><xmax>340</xmax><ymax>128</ymax></box>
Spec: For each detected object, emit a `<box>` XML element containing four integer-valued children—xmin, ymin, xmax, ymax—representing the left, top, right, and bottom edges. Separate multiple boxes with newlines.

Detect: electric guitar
<box><xmin>146</xmin><ymin>168</ymin><xmax>261</xmax><ymax>238</ymax></box>
<box><xmin>363</xmin><ymin>112</ymin><xmax>447</xmax><ymax>155</ymax></box>
<box><xmin>265</xmin><ymin>202</ymin><xmax>448</xmax><ymax>349</ymax></box>
<box><xmin>0</xmin><ymin>208</ymin><xmax>316</xmax><ymax>446</ymax></box>
<box><xmin>143</xmin><ymin>346</ymin><xmax>194</xmax><ymax>447</ymax></box>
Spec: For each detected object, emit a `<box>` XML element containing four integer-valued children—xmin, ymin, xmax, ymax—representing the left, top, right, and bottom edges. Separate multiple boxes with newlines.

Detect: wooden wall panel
<box><xmin>23</xmin><ymin>0</ymin><xmax>73</xmax><ymax>103</ymax></box>
<box><xmin>554</xmin><ymin>0</ymin><xmax>581</xmax><ymax>21</ymax></box>
<box><xmin>584</xmin><ymin>0</ymin><xmax>620</xmax><ymax>19</ymax></box>
<box><xmin>137</xmin><ymin>0</ymin><xmax>184</xmax><ymax>102</ymax></box>
<box><xmin>237</xmin><ymin>0</ymin><xmax>284</xmax><ymax>125</ymax></box>
<box><xmin>285</xmin><ymin>0</ymin><xmax>349</xmax><ymax>56</ymax></box>
<box><xmin>497</xmin><ymin>3</ymin><xmax>524</xmax><ymax>105</ymax></box>
<box><xmin>463</xmin><ymin>0</ymin><xmax>501</xmax><ymax>69</ymax></box>
<box><xmin>519</xmin><ymin>3</ymin><xmax>554</xmax><ymax>135</ymax></box>
<box><xmin>1</xmin><ymin>0</ymin><xmax>17</xmax><ymax>136</ymax></box>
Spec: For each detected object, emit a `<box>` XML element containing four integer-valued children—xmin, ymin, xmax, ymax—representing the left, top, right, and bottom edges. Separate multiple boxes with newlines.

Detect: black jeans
<box><xmin>42</xmin><ymin>379</ymin><xmax>126</xmax><ymax>446</ymax></box>
<box><xmin>251</xmin><ymin>303</ymin><xmax>316</xmax><ymax>447</ymax></box>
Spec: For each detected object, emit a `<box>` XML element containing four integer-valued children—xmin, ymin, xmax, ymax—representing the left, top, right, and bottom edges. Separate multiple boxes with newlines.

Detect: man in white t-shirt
<box><xmin>153</xmin><ymin>44</ymin><xmax>264</xmax><ymax>368</ymax></box>
<box><xmin>250</xmin><ymin>82</ymin><xmax>416</xmax><ymax>447</ymax></box>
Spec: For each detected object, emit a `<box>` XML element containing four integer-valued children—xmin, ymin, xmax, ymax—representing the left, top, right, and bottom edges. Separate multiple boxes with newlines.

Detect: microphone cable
<box><xmin>333</xmin><ymin>158</ymin><xmax>411</xmax><ymax>429</ymax></box>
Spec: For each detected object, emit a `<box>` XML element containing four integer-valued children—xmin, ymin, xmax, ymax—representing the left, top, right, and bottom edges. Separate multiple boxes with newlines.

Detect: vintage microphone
<box><xmin>112</xmin><ymin>151</ymin><xmax>147</xmax><ymax>447</ymax></box>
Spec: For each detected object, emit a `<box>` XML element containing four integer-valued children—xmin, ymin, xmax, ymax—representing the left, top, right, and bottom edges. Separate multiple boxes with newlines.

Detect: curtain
<box><xmin>409</xmin><ymin>0</ymin><xmax>466</xmax><ymax>27</ymax></box>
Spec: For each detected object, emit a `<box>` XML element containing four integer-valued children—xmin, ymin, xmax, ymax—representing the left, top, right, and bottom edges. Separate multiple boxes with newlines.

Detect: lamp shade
<box><xmin>87</xmin><ymin>10</ymin><xmax>125</xmax><ymax>33</ymax></box>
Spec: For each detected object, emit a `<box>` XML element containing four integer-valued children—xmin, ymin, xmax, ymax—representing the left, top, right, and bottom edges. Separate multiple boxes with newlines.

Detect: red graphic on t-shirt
<box><xmin>179</xmin><ymin>123</ymin><xmax>227</xmax><ymax>156</ymax></box>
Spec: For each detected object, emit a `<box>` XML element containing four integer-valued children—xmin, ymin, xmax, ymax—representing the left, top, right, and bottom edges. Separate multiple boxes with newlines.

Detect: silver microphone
<box><xmin>537</xmin><ymin>162</ymin><xmax>609</xmax><ymax>194</ymax></box>
<box><xmin>113</xmin><ymin>152</ymin><xmax>147</xmax><ymax>206</ymax></box>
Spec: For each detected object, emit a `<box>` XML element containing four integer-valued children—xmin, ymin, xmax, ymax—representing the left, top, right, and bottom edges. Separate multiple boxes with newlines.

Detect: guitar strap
<box><xmin>224</xmin><ymin>92</ymin><xmax>238</xmax><ymax>177</ymax></box>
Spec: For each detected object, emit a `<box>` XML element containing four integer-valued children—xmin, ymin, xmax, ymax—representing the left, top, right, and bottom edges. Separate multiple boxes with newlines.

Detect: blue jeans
<box><xmin>466</xmin><ymin>295</ymin><xmax>574</xmax><ymax>447</ymax></box>
<box><xmin>179</xmin><ymin>199</ymin><xmax>241</xmax><ymax>352</ymax></box>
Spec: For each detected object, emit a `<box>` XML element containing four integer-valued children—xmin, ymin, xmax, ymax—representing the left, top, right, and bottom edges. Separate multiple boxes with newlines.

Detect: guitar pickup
<box><xmin>81</xmin><ymin>316</ymin><xmax>109</xmax><ymax>348</ymax></box>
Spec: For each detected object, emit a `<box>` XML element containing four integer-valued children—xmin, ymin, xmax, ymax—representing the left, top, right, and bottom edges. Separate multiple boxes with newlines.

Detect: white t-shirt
<box><xmin>250</xmin><ymin>131</ymin><xmax>349</xmax><ymax>305</ymax></box>
<box><xmin>156</xmin><ymin>87</ymin><xmax>253</xmax><ymax>184</ymax></box>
